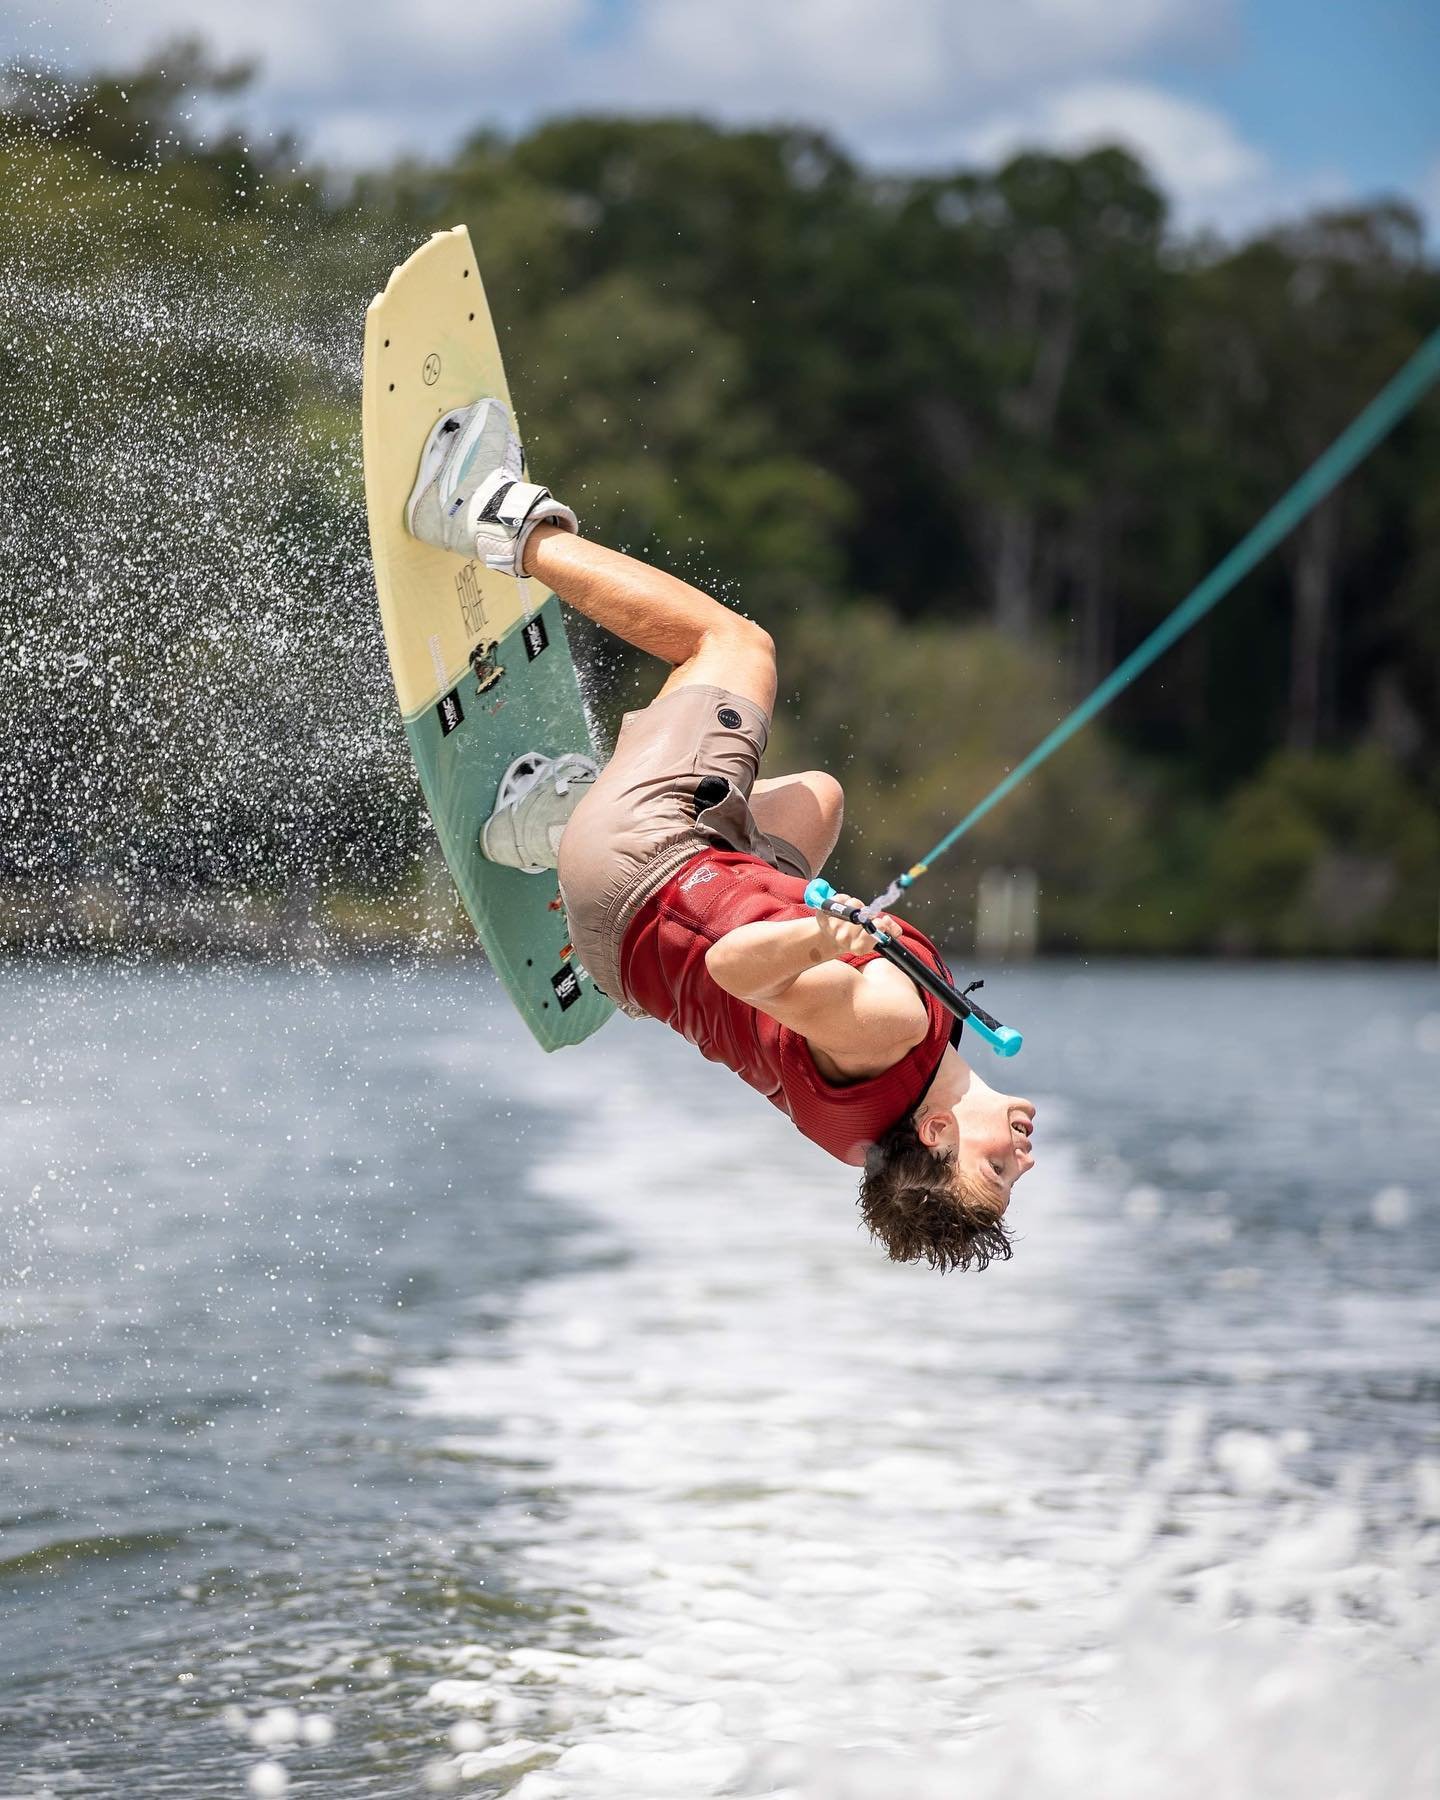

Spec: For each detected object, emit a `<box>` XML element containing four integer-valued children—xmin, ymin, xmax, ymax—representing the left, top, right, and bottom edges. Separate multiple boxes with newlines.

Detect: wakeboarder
<box><xmin>405</xmin><ymin>399</ymin><xmax>1035</xmax><ymax>1270</ymax></box>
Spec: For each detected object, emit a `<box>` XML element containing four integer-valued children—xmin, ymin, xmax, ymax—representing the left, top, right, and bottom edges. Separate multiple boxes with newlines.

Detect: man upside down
<box><xmin>406</xmin><ymin>399</ymin><xmax>1036</xmax><ymax>1270</ymax></box>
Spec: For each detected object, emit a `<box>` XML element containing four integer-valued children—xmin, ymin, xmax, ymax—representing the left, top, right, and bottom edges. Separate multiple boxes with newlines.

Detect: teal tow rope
<box><xmin>865</xmin><ymin>325</ymin><xmax>1440</xmax><ymax>915</ymax></box>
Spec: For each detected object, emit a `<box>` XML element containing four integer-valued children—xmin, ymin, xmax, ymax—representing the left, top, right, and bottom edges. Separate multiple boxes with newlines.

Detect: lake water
<box><xmin>2</xmin><ymin>959</ymin><xmax>1438</xmax><ymax>1798</ymax></box>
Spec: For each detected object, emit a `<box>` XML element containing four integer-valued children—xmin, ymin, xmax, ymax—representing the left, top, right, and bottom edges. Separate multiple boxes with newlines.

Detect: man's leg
<box><xmin>749</xmin><ymin>772</ymin><xmax>844</xmax><ymax>878</ymax></box>
<box><xmin>408</xmin><ymin>404</ymin><xmax>772</xmax><ymax>708</ymax></box>
<box><xmin>522</xmin><ymin>526</ymin><xmax>776</xmax><ymax>714</ymax></box>
<box><xmin>515</xmin><ymin>527</ymin><xmax>795</xmax><ymax>1000</ymax></box>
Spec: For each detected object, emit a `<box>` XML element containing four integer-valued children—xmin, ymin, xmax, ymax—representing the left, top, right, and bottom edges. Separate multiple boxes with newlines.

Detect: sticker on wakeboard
<box><xmin>436</xmin><ymin>688</ymin><xmax>464</xmax><ymax>736</ymax></box>
<box><xmin>469</xmin><ymin>640</ymin><xmax>503</xmax><ymax>695</ymax></box>
<box><xmin>551</xmin><ymin>966</ymin><xmax>581</xmax><ymax>1010</ymax></box>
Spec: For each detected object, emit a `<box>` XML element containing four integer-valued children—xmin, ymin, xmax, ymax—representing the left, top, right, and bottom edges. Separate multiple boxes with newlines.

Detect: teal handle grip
<box><xmin>966</xmin><ymin>1019</ymin><xmax>1024</xmax><ymax>1057</ymax></box>
<box><xmin>805</xmin><ymin>877</ymin><xmax>838</xmax><ymax>910</ymax></box>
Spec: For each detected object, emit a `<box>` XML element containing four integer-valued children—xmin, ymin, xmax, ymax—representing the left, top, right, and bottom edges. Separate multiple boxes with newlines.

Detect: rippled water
<box><xmin>2</xmin><ymin>959</ymin><xmax>1438</xmax><ymax>1797</ymax></box>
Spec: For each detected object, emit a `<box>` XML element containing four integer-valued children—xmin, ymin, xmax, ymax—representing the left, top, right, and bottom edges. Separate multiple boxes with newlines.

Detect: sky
<box><xmin>4</xmin><ymin>0</ymin><xmax>1438</xmax><ymax>238</ymax></box>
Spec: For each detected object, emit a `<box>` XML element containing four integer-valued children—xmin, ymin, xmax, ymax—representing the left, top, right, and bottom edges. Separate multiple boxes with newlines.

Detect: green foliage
<box><xmin>771</xmin><ymin>606</ymin><xmax>1155</xmax><ymax>945</ymax></box>
<box><xmin>515</xmin><ymin>274</ymin><xmax>851</xmax><ymax>597</ymax></box>
<box><xmin>1208</xmin><ymin>750</ymin><xmax>1440</xmax><ymax>955</ymax></box>
<box><xmin>2</xmin><ymin>45</ymin><xmax>1437</xmax><ymax>956</ymax></box>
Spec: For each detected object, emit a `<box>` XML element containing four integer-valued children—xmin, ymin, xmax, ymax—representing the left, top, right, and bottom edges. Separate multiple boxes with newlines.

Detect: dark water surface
<box><xmin>2</xmin><ymin>960</ymin><xmax>1437</xmax><ymax>1797</ymax></box>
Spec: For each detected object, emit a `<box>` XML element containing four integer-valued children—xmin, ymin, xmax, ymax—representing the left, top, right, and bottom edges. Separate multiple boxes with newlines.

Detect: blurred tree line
<box><xmin>1</xmin><ymin>43</ymin><xmax>1436</xmax><ymax>955</ymax></box>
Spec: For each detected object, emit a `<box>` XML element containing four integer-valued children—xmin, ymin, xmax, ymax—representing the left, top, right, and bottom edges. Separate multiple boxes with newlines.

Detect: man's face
<box><xmin>918</xmin><ymin>1057</ymin><xmax>1036</xmax><ymax>1213</ymax></box>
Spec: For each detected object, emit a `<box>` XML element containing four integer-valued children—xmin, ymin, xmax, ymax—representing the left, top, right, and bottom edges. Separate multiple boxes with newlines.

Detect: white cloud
<box><xmin>0</xmin><ymin>0</ymin><xmax>1407</xmax><ymax>235</ymax></box>
<box><xmin>964</xmin><ymin>82</ymin><xmax>1265</xmax><ymax>200</ymax></box>
<box><xmin>304</xmin><ymin>106</ymin><xmax>417</xmax><ymax>168</ymax></box>
<box><xmin>579</xmin><ymin>0</ymin><xmax>1225</xmax><ymax>133</ymax></box>
<box><xmin>6</xmin><ymin>0</ymin><xmax>1226</xmax><ymax>142</ymax></box>
<box><xmin>11</xmin><ymin>2</ymin><xmax>337</xmax><ymax>82</ymax></box>
<box><xmin>5</xmin><ymin>0</ymin><xmax>586</xmax><ymax>108</ymax></box>
<box><xmin>958</xmin><ymin>79</ymin><xmax>1359</xmax><ymax>235</ymax></box>
<box><xmin>4</xmin><ymin>0</ymin><xmax>590</xmax><ymax>167</ymax></box>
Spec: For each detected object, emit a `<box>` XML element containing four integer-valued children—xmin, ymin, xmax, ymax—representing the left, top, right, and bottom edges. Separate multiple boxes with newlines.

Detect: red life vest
<box><xmin>619</xmin><ymin>849</ymin><xmax>955</xmax><ymax>1166</ymax></box>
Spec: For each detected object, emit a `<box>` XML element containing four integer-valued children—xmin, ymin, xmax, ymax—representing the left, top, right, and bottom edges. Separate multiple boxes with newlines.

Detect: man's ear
<box><xmin>915</xmin><ymin>1106</ymin><xmax>950</xmax><ymax>1150</ymax></box>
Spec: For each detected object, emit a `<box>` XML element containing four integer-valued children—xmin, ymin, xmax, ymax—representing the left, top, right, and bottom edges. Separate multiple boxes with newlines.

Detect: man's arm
<box><xmin>704</xmin><ymin>905</ymin><xmax>929</xmax><ymax>1077</ymax></box>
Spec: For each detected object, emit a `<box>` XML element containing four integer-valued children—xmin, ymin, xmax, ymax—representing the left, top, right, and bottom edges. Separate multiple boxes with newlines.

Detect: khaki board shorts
<box><xmin>557</xmin><ymin>684</ymin><xmax>812</xmax><ymax>1014</ymax></box>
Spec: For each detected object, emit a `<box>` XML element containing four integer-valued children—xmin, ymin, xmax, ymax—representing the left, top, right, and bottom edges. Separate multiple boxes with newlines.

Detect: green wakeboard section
<box><xmin>406</xmin><ymin>595</ymin><xmax>613</xmax><ymax>1051</ymax></box>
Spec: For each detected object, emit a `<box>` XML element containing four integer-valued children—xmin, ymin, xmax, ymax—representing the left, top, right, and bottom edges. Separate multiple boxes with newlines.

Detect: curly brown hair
<box><xmin>858</xmin><ymin>1114</ymin><xmax>1014</xmax><ymax>1272</ymax></box>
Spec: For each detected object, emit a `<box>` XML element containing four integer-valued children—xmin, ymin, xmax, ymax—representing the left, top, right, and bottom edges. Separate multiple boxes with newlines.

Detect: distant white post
<box><xmin>975</xmin><ymin>867</ymin><xmax>1039</xmax><ymax>960</ymax></box>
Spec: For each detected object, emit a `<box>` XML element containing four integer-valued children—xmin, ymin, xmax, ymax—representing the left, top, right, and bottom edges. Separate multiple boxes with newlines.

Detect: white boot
<box><xmin>406</xmin><ymin>397</ymin><xmax>578</xmax><ymax>573</ymax></box>
<box><xmin>480</xmin><ymin>752</ymin><xmax>599</xmax><ymax>874</ymax></box>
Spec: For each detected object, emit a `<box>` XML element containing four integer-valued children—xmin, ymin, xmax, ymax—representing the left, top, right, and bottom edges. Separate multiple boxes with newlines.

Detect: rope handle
<box><xmin>804</xmin><ymin>879</ymin><xmax>1023</xmax><ymax>1058</ymax></box>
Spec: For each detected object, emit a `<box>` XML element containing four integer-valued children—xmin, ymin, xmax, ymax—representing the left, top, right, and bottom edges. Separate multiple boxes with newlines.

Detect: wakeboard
<box><xmin>362</xmin><ymin>225</ymin><xmax>613</xmax><ymax>1050</ymax></box>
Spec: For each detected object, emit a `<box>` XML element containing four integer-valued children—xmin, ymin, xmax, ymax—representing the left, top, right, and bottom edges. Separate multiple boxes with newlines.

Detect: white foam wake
<box><xmin>404</xmin><ymin>1025</ymin><xmax>1439</xmax><ymax>1799</ymax></box>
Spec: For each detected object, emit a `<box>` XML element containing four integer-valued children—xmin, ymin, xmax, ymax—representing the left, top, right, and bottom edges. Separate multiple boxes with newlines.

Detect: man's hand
<box><xmin>811</xmin><ymin>895</ymin><xmax>904</xmax><ymax>961</ymax></box>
